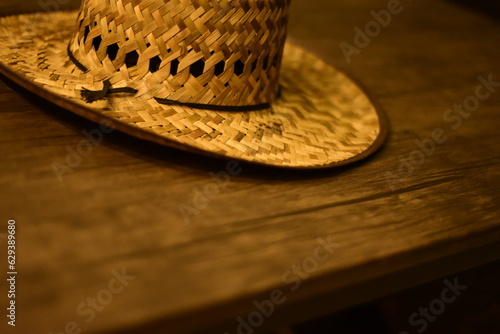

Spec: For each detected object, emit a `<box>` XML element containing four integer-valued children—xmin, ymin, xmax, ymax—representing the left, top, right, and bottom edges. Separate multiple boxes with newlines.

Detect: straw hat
<box><xmin>0</xmin><ymin>0</ymin><xmax>386</xmax><ymax>168</ymax></box>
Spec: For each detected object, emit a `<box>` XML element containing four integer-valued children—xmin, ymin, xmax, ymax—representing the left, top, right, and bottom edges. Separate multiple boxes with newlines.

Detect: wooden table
<box><xmin>1</xmin><ymin>0</ymin><xmax>499</xmax><ymax>333</ymax></box>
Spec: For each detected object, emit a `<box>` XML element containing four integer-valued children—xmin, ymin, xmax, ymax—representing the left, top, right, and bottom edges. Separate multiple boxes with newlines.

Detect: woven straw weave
<box><xmin>69</xmin><ymin>0</ymin><xmax>289</xmax><ymax>106</ymax></box>
<box><xmin>0</xmin><ymin>3</ymin><xmax>385</xmax><ymax>168</ymax></box>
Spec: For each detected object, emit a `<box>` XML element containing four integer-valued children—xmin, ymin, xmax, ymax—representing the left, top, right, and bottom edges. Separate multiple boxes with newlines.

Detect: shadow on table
<box><xmin>448</xmin><ymin>0</ymin><xmax>500</xmax><ymax>21</ymax></box>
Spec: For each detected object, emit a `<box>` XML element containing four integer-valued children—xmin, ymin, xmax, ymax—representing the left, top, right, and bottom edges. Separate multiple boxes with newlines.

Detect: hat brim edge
<box><xmin>0</xmin><ymin>43</ymin><xmax>388</xmax><ymax>170</ymax></box>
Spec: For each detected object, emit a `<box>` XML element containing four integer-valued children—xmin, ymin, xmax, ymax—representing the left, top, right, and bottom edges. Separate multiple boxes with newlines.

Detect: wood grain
<box><xmin>0</xmin><ymin>0</ymin><xmax>499</xmax><ymax>333</ymax></box>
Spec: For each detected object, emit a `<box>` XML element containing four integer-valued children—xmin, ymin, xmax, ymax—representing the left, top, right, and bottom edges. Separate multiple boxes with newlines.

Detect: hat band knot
<box><xmin>80</xmin><ymin>80</ymin><xmax>139</xmax><ymax>103</ymax></box>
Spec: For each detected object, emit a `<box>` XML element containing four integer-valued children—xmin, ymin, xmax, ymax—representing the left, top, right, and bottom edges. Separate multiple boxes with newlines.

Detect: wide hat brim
<box><xmin>0</xmin><ymin>11</ymin><xmax>387</xmax><ymax>169</ymax></box>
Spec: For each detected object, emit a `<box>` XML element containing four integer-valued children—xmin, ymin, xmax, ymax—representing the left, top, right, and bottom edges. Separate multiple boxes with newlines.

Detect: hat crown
<box><xmin>69</xmin><ymin>0</ymin><xmax>290</xmax><ymax>107</ymax></box>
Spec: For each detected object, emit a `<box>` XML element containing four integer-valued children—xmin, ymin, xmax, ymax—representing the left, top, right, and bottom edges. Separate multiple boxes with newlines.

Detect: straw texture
<box><xmin>69</xmin><ymin>0</ymin><xmax>289</xmax><ymax>107</ymax></box>
<box><xmin>0</xmin><ymin>3</ymin><xmax>385</xmax><ymax>168</ymax></box>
